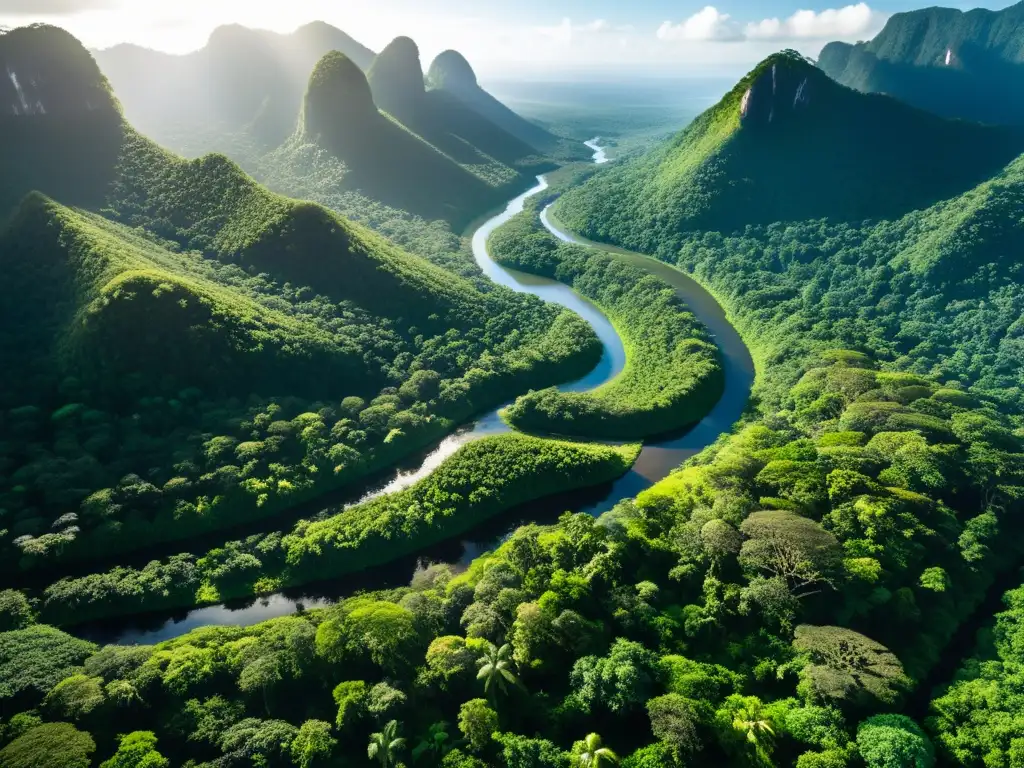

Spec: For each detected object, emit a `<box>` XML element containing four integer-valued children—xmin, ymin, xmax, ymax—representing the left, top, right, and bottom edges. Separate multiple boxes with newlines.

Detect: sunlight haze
<box><xmin>3</xmin><ymin>0</ymin><xmax>1018</xmax><ymax>78</ymax></box>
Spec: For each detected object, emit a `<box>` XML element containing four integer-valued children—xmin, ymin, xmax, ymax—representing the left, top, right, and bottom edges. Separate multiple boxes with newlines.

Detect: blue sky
<box><xmin>0</xmin><ymin>0</ymin><xmax>1018</xmax><ymax>77</ymax></box>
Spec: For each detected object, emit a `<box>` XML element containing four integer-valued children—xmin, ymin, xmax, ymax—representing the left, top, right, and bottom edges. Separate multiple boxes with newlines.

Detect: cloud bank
<box><xmin>659</xmin><ymin>3</ymin><xmax>885</xmax><ymax>43</ymax></box>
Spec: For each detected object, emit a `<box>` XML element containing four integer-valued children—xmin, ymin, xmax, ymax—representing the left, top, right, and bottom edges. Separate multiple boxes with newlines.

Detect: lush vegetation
<box><xmin>819</xmin><ymin>3</ymin><xmax>1024</xmax><ymax>126</ymax></box>
<box><xmin>557</xmin><ymin>51</ymin><xmax>1024</xmax><ymax>241</ymax></box>
<box><xmin>488</xmin><ymin>190</ymin><xmax>722</xmax><ymax>439</ymax></box>
<box><xmin>926</xmin><ymin>576</ymin><xmax>1024</xmax><ymax>765</ymax></box>
<box><xmin>0</xmin><ymin>27</ymin><xmax>603</xmax><ymax>576</ymax></box>
<box><xmin>558</xmin><ymin>61</ymin><xmax>1024</xmax><ymax>415</ymax></box>
<box><xmin>3</xmin><ymin>355</ymin><xmax>1021</xmax><ymax>766</ymax></box>
<box><xmin>31</xmin><ymin>434</ymin><xmax>639</xmax><ymax>626</ymax></box>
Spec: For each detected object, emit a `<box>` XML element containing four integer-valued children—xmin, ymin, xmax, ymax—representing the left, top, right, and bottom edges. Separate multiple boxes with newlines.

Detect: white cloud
<box><xmin>745</xmin><ymin>3</ymin><xmax>884</xmax><ymax>40</ymax></box>
<box><xmin>656</xmin><ymin>6</ymin><xmax>744</xmax><ymax>43</ymax></box>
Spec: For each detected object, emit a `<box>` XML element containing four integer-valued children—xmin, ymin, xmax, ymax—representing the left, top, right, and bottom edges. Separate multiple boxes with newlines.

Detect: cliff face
<box><xmin>739</xmin><ymin>60</ymin><xmax>813</xmax><ymax>127</ymax></box>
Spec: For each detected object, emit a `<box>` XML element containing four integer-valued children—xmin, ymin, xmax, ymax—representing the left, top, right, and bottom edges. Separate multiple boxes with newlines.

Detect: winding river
<box><xmin>84</xmin><ymin>140</ymin><xmax>754</xmax><ymax>645</ymax></box>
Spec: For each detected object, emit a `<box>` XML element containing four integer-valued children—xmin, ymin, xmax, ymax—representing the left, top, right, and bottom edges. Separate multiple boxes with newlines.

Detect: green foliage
<box><xmin>291</xmin><ymin>720</ymin><xmax>336</xmax><ymax>768</ymax></box>
<box><xmin>99</xmin><ymin>731</ymin><xmax>169</xmax><ymax>768</ymax></box>
<box><xmin>38</xmin><ymin>434</ymin><xmax>636</xmax><ymax>626</ymax></box>
<box><xmin>927</xmin><ymin>582</ymin><xmax>1024</xmax><ymax>765</ymax></box>
<box><xmin>558</xmin><ymin>52</ymin><xmax>1024</xmax><ymax>245</ymax></box>
<box><xmin>0</xmin><ymin>722</ymin><xmax>95</xmax><ymax>768</ymax></box>
<box><xmin>792</xmin><ymin>626</ymin><xmax>910</xmax><ymax>710</ymax></box>
<box><xmin>494</xmin><ymin>732</ymin><xmax>570</xmax><ymax>768</ymax></box>
<box><xmin>856</xmin><ymin>715</ymin><xmax>934</xmax><ymax>768</ymax></box>
<box><xmin>490</xmin><ymin>197</ymin><xmax>722</xmax><ymax>439</ymax></box>
<box><xmin>0</xmin><ymin>626</ymin><xmax>95</xmax><ymax>705</ymax></box>
<box><xmin>569</xmin><ymin>638</ymin><xmax>658</xmax><ymax>714</ymax></box>
<box><xmin>458</xmin><ymin>699</ymin><xmax>498</xmax><ymax>753</ymax></box>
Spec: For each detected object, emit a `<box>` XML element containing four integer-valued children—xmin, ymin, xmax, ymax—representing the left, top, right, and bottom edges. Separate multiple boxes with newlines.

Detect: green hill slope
<box><xmin>819</xmin><ymin>1</ymin><xmax>1024</xmax><ymax>125</ymax></box>
<box><xmin>0</xmin><ymin>25</ymin><xmax>600</xmax><ymax>572</ymax></box>
<box><xmin>287</xmin><ymin>50</ymin><xmax>511</xmax><ymax>226</ymax></box>
<box><xmin>92</xmin><ymin>21</ymin><xmax>376</xmax><ymax>152</ymax></box>
<box><xmin>557</xmin><ymin>50</ymin><xmax>1024</xmax><ymax>248</ymax></box>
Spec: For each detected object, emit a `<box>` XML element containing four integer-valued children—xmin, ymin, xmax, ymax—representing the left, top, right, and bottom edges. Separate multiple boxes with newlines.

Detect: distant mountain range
<box><xmin>556</xmin><ymin>50</ymin><xmax>1024</xmax><ymax>247</ymax></box>
<box><xmin>0</xmin><ymin>24</ymin><xmax>579</xmax><ymax>406</ymax></box>
<box><xmin>818</xmin><ymin>0</ymin><xmax>1024</xmax><ymax>125</ymax></box>
<box><xmin>89</xmin><ymin>22</ymin><xmax>581</xmax><ymax>227</ymax></box>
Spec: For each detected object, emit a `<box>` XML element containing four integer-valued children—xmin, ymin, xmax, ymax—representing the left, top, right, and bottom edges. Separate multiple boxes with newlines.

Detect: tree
<box><xmin>716</xmin><ymin>695</ymin><xmax>775</xmax><ymax>766</ymax></box>
<box><xmin>739</xmin><ymin>511</ymin><xmax>843</xmax><ymax>597</ymax></box>
<box><xmin>570</xmin><ymin>639</ymin><xmax>658</xmax><ymax>714</ymax></box>
<box><xmin>494</xmin><ymin>732</ymin><xmax>570</xmax><ymax>768</ymax></box>
<box><xmin>792</xmin><ymin>626</ymin><xmax>910</xmax><ymax>709</ymax></box>
<box><xmin>332</xmin><ymin>680</ymin><xmax>368</xmax><ymax>730</ymax></box>
<box><xmin>646</xmin><ymin>694</ymin><xmax>701</xmax><ymax>758</ymax></box>
<box><xmin>856</xmin><ymin>715</ymin><xmax>934</xmax><ymax>768</ymax></box>
<box><xmin>0</xmin><ymin>626</ymin><xmax>95</xmax><ymax>704</ymax></box>
<box><xmin>476</xmin><ymin>642</ymin><xmax>520</xmax><ymax>700</ymax></box>
<box><xmin>0</xmin><ymin>722</ymin><xmax>95</xmax><ymax>768</ymax></box>
<box><xmin>458</xmin><ymin>699</ymin><xmax>498</xmax><ymax>753</ymax></box>
<box><xmin>368</xmin><ymin>720</ymin><xmax>406</xmax><ymax>768</ymax></box>
<box><xmin>99</xmin><ymin>731</ymin><xmax>169</xmax><ymax>768</ymax></box>
<box><xmin>291</xmin><ymin>720</ymin><xmax>336</xmax><ymax>768</ymax></box>
<box><xmin>238</xmin><ymin>652</ymin><xmax>284</xmax><ymax>714</ymax></box>
<box><xmin>575</xmin><ymin>732</ymin><xmax>620</xmax><ymax>768</ymax></box>
<box><xmin>0</xmin><ymin>590</ymin><xmax>34</xmax><ymax>631</ymax></box>
<box><xmin>316</xmin><ymin>599</ymin><xmax>420</xmax><ymax>675</ymax></box>
<box><xmin>413</xmin><ymin>721</ymin><xmax>456</xmax><ymax>764</ymax></box>
<box><xmin>43</xmin><ymin>674</ymin><xmax>105</xmax><ymax>720</ymax></box>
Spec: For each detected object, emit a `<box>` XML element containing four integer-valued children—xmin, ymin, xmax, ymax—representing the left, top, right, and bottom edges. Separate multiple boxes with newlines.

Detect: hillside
<box><xmin>0</xmin><ymin>25</ymin><xmax>600</xmax><ymax>574</ymax></box>
<box><xmin>426</xmin><ymin>48</ymin><xmax>586</xmax><ymax>160</ymax></box>
<box><xmin>283</xmin><ymin>50</ymin><xmax>516</xmax><ymax>226</ymax></box>
<box><xmin>92</xmin><ymin>21</ymin><xmax>376</xmax><ymax>152</ymax></box>
<box><xmin>819</xmin><ymin>1</ymin><xmax>1024</xmax><ymax>125</ymax></box>
<box><xmin>557</xmin><ymin>50</ymin><xmax>1024</xmax><ymax>245</ymax></box>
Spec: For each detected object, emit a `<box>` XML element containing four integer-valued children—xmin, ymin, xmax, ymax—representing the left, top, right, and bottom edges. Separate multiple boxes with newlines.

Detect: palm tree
<box><xmin>476</xmin><ymin>642</ymin><xmax>520</xmax><ymax>699</ymax></box>
<box><xmin>411</xmin><ymin>721</ymin><xmax>455</xmax><ymax>764</ymax></box>
<box><xmin>368</xmin><ymin>720</ymin><xmax>406</xmax><ymax>768</ymax></box>
<box><xmin>732</xmin><ymin>699</ymin><xmax>775</xmax><ymax>762</ymax></box>
<box><xmin>578</xmin><ymin>733</ymin><xmax>619</xmax><ymax>768</ymax></box>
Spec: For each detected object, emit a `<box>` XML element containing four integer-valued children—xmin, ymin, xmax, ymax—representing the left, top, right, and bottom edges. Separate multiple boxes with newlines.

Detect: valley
<box><xmin>2</xmin><ymin>5</ymin><xmax>1024</xmax><ymax>768</ymax></box>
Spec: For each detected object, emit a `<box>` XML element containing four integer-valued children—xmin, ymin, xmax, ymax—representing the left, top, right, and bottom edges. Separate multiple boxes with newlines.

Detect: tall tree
<box><xmin>577</xmin><ymin>733</ymin><xmax>619</xmax><ymax>768</ymax></box>
<box><xmin>476</xmin><ymin>642</ymin><xmax>520</xmax><ymax>700</ymax></box>
<box><xmin>368</xmin><ymin>720</ymin><xmax>406</xmax><ymax>768</ymax></box>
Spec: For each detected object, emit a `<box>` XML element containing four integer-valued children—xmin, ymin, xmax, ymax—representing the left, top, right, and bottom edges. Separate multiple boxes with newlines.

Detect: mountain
<box><xmin>93</xmin><ymin>22</ymin><xmax>377</xmax><ymax>152</ymax></box>
<box><xmin>288</xmin><ymin>50</ymin><xmax>518</xmax><ymax>226</ymax></box>
<box><xmin>426</xmin><ymin>49</ymin><xmax>580</xmax><ymax>157</ymax></box>
<box><xmin>556</xmin><ymin>50</ymin><xmax>1024</xmax><ymax>248</ymax></box>
<box><xmin>365</xmin><ymin>37</ymin><xmax>554</xmax><ymax>174</ymax></box>
<box><xmin>0</xmin><ymin>24</ymin><xmax>598</xmax><ymax>574</ymax></box>
<box><xmin>818</xmin><ymin>1</ymin><xmax>1024</xmax><ymax>125</ymax></box>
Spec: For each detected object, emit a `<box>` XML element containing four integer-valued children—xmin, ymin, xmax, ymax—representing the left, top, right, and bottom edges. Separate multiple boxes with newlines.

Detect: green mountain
<box><xmin>0</xmin><ymin>25</ymin><xmax>597</xmax><ymax>570</ymax></box>
<box><xmin>556</xmin><ymin>50</ymin><xmax>1024</xmax><ymax>247</ymax></box>
<box><xmin>291</xmin><ymin>50</ymin><xmax>516</xmax><ymax>226</ymax></box>
<box><xmin>92</xmin><ymin>22</ymin><xmax>377</xmax><ymax>152</ymax></box>
<box><xmin>426</xmin><ymin>49</ymin><xmax>582</xmax><ymax>158</ymax></box>
<box><xmin>366</xmin><ymin>37</ymin><xmax>553</xmax><ymax>174</ymax></box>
<box><xmin>818</xmin><ymin>1</ymin><xmax>1024</xmax><ymax>125</ymax></box>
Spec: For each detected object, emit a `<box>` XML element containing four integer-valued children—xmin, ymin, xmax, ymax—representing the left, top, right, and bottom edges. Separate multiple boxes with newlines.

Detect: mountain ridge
<box><xmin>556</xmin><ymin>50</ymin><xmax>1024</xmax><ymax>246</ymax></box>
<box><xmin>818</xmin><ymin>0</ymin><xmax>1024</xmax><ymax>124</ymax></box>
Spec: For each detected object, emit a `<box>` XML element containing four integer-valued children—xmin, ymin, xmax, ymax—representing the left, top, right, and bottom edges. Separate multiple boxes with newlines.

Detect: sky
<box><xmin>0</xmin><ymin>0</ymin><xmax>1018</xmax><ymax>79</ymax></box>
